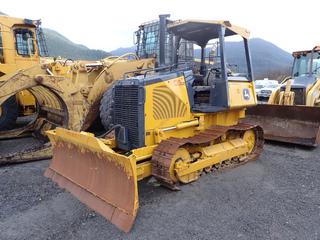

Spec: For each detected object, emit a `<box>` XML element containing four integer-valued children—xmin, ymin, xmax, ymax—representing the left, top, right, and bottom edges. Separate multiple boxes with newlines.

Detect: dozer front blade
<box><xmin>244</xmin><ymin>104</ymin><xmax>320</xmax><ymax>146</ymax></box>
<box><xmin>44</xmin><ymin>128</ymin><xmax>139</xmax><ymax>232</ymax></box>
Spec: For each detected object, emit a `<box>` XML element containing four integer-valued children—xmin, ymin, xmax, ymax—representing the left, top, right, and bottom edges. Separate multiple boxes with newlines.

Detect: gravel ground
<box><xmin>0</xmin><ymin>142</ymin><xmax>319</xmax><ymax>240</ymax></box>
<box><xmin>0</xmin><ymin>137</ymin><xmax>45</xmax><ymax>156</ymax></box>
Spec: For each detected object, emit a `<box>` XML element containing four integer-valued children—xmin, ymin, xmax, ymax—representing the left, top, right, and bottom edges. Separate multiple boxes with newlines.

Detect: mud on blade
<box><xmin>244</xmin><ymin>104</ymin><xmax>320</xmax><ymax>146</ymax></box>
<box><xmin>45</xmin><ymin>128</ymin><xmax>139</xmax><ymax>232</ymax></box>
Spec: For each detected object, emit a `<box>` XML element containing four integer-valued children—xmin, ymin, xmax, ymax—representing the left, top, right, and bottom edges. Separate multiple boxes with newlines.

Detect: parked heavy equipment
<box><xmin>0</xmin><ymin>55</ymin><xmax>155</xmax><ymax>163</ymax></box>
<box><xmin>45</xmin><ymin>18</ymin><xmax>264</xmax><ymax>232</ymax></box>
<box><xmin>0</xmin><ymin>14</ymin><xmax>48</xmax><ymax>130</ymax></box>
<box><xmin>245</xmin><ymin>46</ymin><xmax>320</xmax><ymax>146</ymax></box>
<box><xmin>0</xmin><ymin>14</ymin><xmax>196</xmax><ymax>164</ymax></box>
<box><xmin>135</xmin><ymin>14</ymin><xmax>194</xmax><ymax>65</ymax></box>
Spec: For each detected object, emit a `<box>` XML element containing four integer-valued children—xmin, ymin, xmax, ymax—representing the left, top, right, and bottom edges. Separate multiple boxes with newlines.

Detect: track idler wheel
<box><xmin>242</xmin><ymin>129</ymin><xmax>256</xmax><ymax>154</ymax></box>
<box><xmin>170</xmin><ymin>148</ymin><xmax>200</xmax><ymax>184</ymax></box>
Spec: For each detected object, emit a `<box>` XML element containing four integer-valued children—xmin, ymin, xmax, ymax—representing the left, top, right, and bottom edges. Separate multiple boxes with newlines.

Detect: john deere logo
<box><xmin>243</xmin><ymin>88</ymin><xmax>250</xmax><ymax>100</ymax></box>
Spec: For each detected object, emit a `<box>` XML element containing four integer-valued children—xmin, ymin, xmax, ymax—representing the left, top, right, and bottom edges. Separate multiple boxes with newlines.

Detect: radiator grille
<box><xmin>114</xmin><ymin>83</ymin><xmax>144</xmax><ymax>150</ymax></box>
<box><xmin>153</xmin><ymin>86</ymin><xmax>187</xmax><ymax>120</ymax></box>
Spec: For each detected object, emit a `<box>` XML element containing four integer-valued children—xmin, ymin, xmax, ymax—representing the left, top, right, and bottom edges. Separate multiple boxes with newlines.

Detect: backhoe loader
<box><xmin>45</xmin><ymin>18</ymin><xmax>264</xmax><ymax>232</ymax></box>
<box><xmin>0</xmin><ymin>14</ymin><xmax>48</xmax><ymax>130</ymax></box>
<box><xmin>245</xmin><ymin>46</ymin><xmax>320</xmax><ymax>146</ymax></box>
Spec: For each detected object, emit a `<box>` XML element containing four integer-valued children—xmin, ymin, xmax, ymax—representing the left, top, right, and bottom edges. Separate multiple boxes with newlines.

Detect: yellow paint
<box><xmin>45</xmin><ymin>20</ymin><xmax>261</xmax><ymax>232</ymax></box>
<box><xmin>228</xmin><ymin>81</ymin><xmax>257</xmax><ymax>108</ymax></box>
<box><xmin>268</xmin><ymin>47</ymin><xmax>320</xmax><ymax>107</ymax></box>
<box><xmin>16</xmin><ymin>90</ymin><xmax>36</xmax><ymax>115</ymax></box>
<box><xmin>242</xmin><ymin>129</ymin><xmax>256</xmax><ymax>153</ymax></box>
<box><xmin>0</xmin><ymin>15</ymin><xmax>155</xmax><ymax>136</ymax></box>
<box><xmin>0</xmin><ymin>15</ymin><xmax>42</xmax><ymax>116</ymax></box>
<box><xmin>143</xmin><ymin>76</ymin><xmax>252</xmax><ymax>146</ymax></box>
<box><xmin>0</xmin><ymin>54</ymin><xmax>155</xmax><ymax>139</ymax></box>
<box><xmin>47</xmin><ymin>73</ymin><xmax>258</xmax><ymax>183</ymax></box>
<box><xmin>170</xmin><ymin>148</ymin><xmax>194</xmax><ymax>183</ymax></box>
<box><xmin>132</xmin><ymin>145</ymin><xmax>157</xmax><ymax>162</ymax></box>
<box><xmin>176</xmin><ymin>138</ymin><xmax>247</xmax><ymax>177</ymax></box>
<box><xmin>0</xmin><ymin>16</ymin><xmax>41</xmax><ymax>74</ymax></box>
<box><xmin>136</xmin><ymin>162</ymin><xmax>152</xmax><ymax>181</ymax></box>
<box><xmin>269</xmin><ymin>77</ymin><xmax>320</xmax><ymax>106</ymax></box>
<box><xmin>144</xmin><ymin>76</ymin><xmax>194</xmax><ymax>146</ymax></box>
<box><xmin>306</xmin><ymin>78</ymin><xmax>320</xmax><ymax>106</ymax></box>
<box><xmin>46</xmin><ymin>128</ymin><xmax>139</xmax><ymax>217</ymax></box>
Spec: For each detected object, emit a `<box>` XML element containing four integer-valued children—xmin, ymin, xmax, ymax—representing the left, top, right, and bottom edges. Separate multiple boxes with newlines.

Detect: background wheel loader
<box><xmin>245</xmin><ymin>46</ymin><xmax>320</xmax><ymax>146</ymax></box>
<box><xmin>0</xmin><ymin>54</ymin><xmax>155</xmax><ymax>163</ymax></box>
<box><xmin>45</xmin><ymin>17</ymin><xmax>264</xmax><ymax>232</ymax></box>
<box><xmin>0</xmin><ymin>14</ymin><xmax>49</xmax><ymax>130</ymax></box>
<box><xmin>0</xmin><ymin>15</ymin><xmax>195</xmax><ymax>164</ymax></box>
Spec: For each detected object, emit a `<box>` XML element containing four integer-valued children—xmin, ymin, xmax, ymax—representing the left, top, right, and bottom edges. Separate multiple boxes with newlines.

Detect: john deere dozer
<box><xmin>45</xmin><ymin>18</ymin><xmax>264</xmax><ymax>232</ymax></box>
<box><xmin>245</xmin><ymin>46</ymin><xmax>320</xmax><ymax>146</ymax></box>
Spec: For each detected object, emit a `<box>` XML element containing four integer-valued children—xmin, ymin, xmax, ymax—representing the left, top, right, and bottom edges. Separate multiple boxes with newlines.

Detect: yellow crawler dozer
<box><xmin>45</xmin><ymin>18</ymin><xmax>264</xmax><ymax>232</ymax></box>
<box><xmin>0</xmin><ymin>14</ymin><xmax>49</xmax><ymax>130</ymax></box>
<box><xmin>245</xmin><ymin>46</ymin><xmax>320</xmax><ymax>146</ymax></box>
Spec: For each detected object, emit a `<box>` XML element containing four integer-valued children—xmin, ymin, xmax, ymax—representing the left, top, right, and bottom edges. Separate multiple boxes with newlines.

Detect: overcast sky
<box><xmin>2</xmin><ymin>0</ymin><xmax>319</xmax><ymax>53</ymax></box>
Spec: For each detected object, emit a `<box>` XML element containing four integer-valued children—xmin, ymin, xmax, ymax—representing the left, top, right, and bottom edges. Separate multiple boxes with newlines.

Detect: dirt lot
<box><xmin>0</xmin><ymin>142</ymin><xmax>319</xmax><ymax>240</ymax></box>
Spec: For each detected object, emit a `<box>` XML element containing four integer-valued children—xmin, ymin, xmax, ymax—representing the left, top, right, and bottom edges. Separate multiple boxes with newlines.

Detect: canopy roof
<box><xmin>0</xmin><ymin>15</ymin><xmax>37</xmax><ymax>27</ymax></box>
<box><xmin>168</xmin><ymin>20</ymin><xmax>250</xmax><ymax>46</ymax></box>
<box><xmin>292</xmin><ymin>46</ymin><xmax>320</xmax><ymax>57</ymax></box>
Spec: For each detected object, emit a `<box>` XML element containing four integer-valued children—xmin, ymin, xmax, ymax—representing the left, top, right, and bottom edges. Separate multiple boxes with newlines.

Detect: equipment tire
<box><xmin>99</xmin><ymin>87</ymin><xmax>114</xmax><ymax>131</ymax></box>
<box><xmin>0</xmin><ymin>96</ymin><xmax>18</xmax><ymax>130</ymax></box>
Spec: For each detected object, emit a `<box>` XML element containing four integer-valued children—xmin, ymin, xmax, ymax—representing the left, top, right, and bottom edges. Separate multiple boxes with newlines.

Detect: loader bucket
<box><xmin>44</xmin><ymin>128</ymin><xmax>139</xmax><ymax>232</ymax></box>
<box><xmin>244</xmin><ymin>104</ymin><xmax>320</xmax><ymax>146</ymax></box>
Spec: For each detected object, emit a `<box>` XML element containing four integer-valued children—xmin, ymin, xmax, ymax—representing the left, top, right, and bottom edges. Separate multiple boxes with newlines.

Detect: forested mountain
<box><xmin>111</xmin><ymin>38</ymin><xmax>292</xmax><ymax>78</ymax></box>
<box><xmin>43</xmin><ymin>28</ymin><xmax>110</xmax><ymax>60</ymax></box>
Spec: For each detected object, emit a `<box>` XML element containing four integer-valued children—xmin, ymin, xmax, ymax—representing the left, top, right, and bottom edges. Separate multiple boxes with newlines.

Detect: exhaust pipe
<box><xmin>158</xmin><ymin>14</ymin><xmax>170</xmax><ymax>66</ymax></box>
